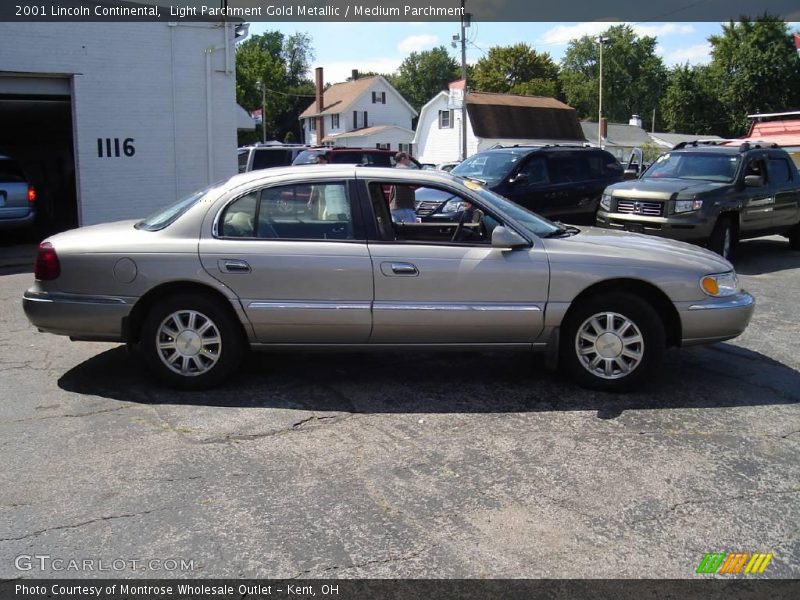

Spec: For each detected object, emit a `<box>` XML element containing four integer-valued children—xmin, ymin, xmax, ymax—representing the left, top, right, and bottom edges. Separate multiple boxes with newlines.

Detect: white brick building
<box><xmin>0</xmin><ymin>21</ymin><xmax>243</xmax><ymax>227</ymax></box>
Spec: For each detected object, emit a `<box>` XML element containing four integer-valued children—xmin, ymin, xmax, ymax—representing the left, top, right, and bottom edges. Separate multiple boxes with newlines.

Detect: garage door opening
<box><xmin>0</xmin><ymin>75</ymin><xmax>77</xmax><ymax>243</ymax></box>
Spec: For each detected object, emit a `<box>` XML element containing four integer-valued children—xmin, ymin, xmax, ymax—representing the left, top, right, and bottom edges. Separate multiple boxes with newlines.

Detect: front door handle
<box><xmin>380</xmin><ymin>261</ymin><xmax>419</xmax><ymax>277</ymax></box>
<box><xmin>219</xmin><ymin>259</ymin><xmax>251</xmax><ymax>274</ymax></box>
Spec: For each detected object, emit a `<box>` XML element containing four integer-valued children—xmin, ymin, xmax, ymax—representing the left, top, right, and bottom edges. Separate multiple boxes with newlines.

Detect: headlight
<box><xmin>700</xmin><ymin>272</ymin><xmax>739</xmax><ymax>297</ymax></box>
<box><xmin>600</xmin><ymin>193</ymin><xmax>612</xmax><ymax>211</ymax></box>
<box><xmin>674</xmin><ymin>199</ymin><xmax>703</xmax><ymax>213</ymax></box>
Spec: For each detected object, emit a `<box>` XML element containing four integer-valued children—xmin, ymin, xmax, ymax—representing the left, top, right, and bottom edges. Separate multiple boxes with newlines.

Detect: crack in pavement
<box><xmin>9</xmin><ymin>405</ymin><xmax>134</xmax><ymax>424</ymax></box>
<box><xmin>291</xmin><ymin>546</ymin><xmax>432</xmax><ymax>578</ymax></box>
<box><xmin>627</xmin><ymin>488</ymin><xmax>800</xmax><ymax>526</ymax></box>
<box><xmin>197</xmin><ymin>414</ymin><xmax>356</xmax><ymax>445</ymax></box>
<box><xmin>0</xmin><ymin>508</ymin><xmax>165</xmax><ymax>542</ymax></box>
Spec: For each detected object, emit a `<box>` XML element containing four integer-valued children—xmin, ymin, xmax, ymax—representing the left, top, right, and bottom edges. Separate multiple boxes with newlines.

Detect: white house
<box><xmin>413</xmin><ymin>84</ymin><xmax>586</xmax><ymax>164</ymax></box>
<box><xmin>299</xmin><ymin>72</ymin><xmax>417</xmax><ymax>151</ymax></box>
<box><xmin>0</xmin><ymin>20</ymin><xmax>244</xmax><ymax>228</ymax></box>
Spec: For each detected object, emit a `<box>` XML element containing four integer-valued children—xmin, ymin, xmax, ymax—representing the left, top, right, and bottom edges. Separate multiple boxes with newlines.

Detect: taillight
<box><xmin>34</xmin><ymin>242</ymin><xmax>60</xmax><ymax>280</ymax></box>
<box><xmin>27</xmin><ymin>185</ymin><xmax>36</xmax><ymax>203</ymax></box>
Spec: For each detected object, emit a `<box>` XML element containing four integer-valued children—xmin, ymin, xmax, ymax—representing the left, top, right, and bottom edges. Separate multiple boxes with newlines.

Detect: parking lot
<box><xmin>0</xmin><ymin>237</ymin><xmax>798</xmax><ymax>579</ymax></box>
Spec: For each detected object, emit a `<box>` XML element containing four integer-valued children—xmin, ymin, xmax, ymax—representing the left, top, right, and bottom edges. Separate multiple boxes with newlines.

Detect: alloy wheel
<box><xmin>156</xmin><ymin>310</ymin><xmax>222</xmax><ymax>376</ymax></box>
<box><xmin>574</xmin><ymin>311</ymin><xmax>644</xmax><ymax>380</ymax></box>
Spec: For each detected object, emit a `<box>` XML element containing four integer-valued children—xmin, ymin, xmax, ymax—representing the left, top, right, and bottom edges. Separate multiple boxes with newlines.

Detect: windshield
<box><xmin>135</xmin><ymin>184</ymin><xmax>219</xmax><ymax>231</ymax></box>
<box><xmin>643</xmin><ymin>152</ymin><xmax>740</xmax><ymax>182</ymax></box>
<box><xmin>451</xmin><ymin>151</ymin><xmax>525</xmax><ymax>186</ymax></box>
<box><xmin>292</xmin><ymin>149</ymin><xmax>327</xmax><ymax>165</ymax></box>
<box><xmin>467</xmin><ymin>183</ymin><xmax>561</xmax><ymax>238</ymax></box>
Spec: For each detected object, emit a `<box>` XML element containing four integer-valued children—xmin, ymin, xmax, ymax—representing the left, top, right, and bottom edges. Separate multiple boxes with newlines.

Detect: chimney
<box><xmin>628</xmin><ymin>114</ymin><xmax>643</xmax><ymax>128</ymax></box>
<box><xmin>351</xmin><ymin>69</ymin><xmax>359</xmax><ymax>81</ymax></box>
<box><xmin>600</xmin><ymin>117</ymin><xmax>608</xmax><ymax>140</ymax></box>
<box><xmin>315</xmin><ymin>67</ymin><xmax>325</xmax><ymax>144</ymax></box>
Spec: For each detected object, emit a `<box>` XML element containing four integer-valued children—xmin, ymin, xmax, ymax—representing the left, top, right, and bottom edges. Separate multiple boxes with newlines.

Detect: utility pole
<box><xmin>460</xmin><ymin>1</ymin><xmax>469</xmax><ymax>161</ymax></box>
<box><xmin>261</xmin><ymin>80</ymin><xmax>267</xmax><ymax>143</ymax></box>
<box><xmin>597</xmin><ymin>36</ymin><xmax>610</xmax><ymax>149</ymax></box>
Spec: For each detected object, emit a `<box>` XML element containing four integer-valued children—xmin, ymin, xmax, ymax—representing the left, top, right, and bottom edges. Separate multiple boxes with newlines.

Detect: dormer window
<box><xmin>371</xmin><ymin>91</ymin><xmax>387</xmax><ymax>104</ymax></box>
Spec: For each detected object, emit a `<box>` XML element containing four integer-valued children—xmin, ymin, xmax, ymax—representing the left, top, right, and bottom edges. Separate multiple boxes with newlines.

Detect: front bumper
<box><xmin>677</xmin><ymin>291</ymin><xmax>755</xmax><ymax>346</ymax></box>
<box><xmin>596</xmin><ymin>210</ymin><xmax>713</xmax><ymax>242</ymax></box>
<box><xmin>23</xmin><ymin>289</ymin><xmax>135</xmax><ymax>342</ymax></box>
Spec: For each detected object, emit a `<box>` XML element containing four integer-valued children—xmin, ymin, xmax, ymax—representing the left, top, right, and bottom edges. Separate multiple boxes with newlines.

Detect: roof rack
<box><xmin>672</xmin><ymin>139</ymin><xmax>780</xmax><ymax>151</ymax></box>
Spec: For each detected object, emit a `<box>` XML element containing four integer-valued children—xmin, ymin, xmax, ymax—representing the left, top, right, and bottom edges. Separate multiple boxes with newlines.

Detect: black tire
<box><xmin>559</xmin><ymin>292</ymin><xmax>666</xmax><ymax>392</ymax></box>
<box><xmin>788</xmin><ymin>224</ymin><xmax>800</xmax><ymax>251</ymax></box>
<box><xmin>708</xmin><ymin>215</ymin><xmax>737</xmax><ymax>260</ymax></box>
<box><xmin>140</xmin><ymin>293</ymin><xmax>245</xmax><ymax>390</ymax></box>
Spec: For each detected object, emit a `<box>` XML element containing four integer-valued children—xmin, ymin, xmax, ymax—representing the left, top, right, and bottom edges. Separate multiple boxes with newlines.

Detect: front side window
<box><xmin>367</xmin><ymin>182</ymin><xmax>496</xmax><ymax>245</ymax></box>
<box><xmin>767</xmin><ymin>158</ymin><xmax>791</xmax><ymax>184</ymax></box>
<box><xmin>218</xmin><ymin>183</ymin><xmax>354</xmax><ymax>241</ymax></box>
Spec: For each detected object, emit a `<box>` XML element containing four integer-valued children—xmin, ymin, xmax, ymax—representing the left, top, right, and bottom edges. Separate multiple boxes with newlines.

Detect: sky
<box><xmin>247</xmin><ymin>20</ymin><xmax>799</xmax><ymax>85</ymax></box>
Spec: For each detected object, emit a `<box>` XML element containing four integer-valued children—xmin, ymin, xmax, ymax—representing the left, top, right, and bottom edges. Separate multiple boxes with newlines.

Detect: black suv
<box><xmin>238</xmin><ymin>144</ymin><xmax>311</xmax><ymax>173</ymax></box>
<box><xmin>292</xmin><ymin>147</ymin><xmax>421</xmax><ymax>168</ymax></box>
<box><xmin>596</xmin><ymin>141</ymin><xmax>800</xmax><ymax>259</ymax></box>
<box><xmin>450</xmin><ymin>145</ymin><xmax>623</xmax><ymax>223</ymax></box>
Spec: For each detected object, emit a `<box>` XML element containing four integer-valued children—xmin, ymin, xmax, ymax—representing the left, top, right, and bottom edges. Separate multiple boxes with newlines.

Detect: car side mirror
<box><xmin>623</xmin><ymin>169</ymin><xmax>639</xmax><ymax>181</ymax></box>
<box><xmin>491</xmin><ymin>226</ymin><xmax>529</xmax><ymax>249</ymax></box>
<box><xmin>509</xmin><ymin>172</ymin><xmax>528</xmax><ymax>185</ymax></box>
<box><xmin>744</xmin><ymin>175</ymin><xmax>764</xmax><ymax>187</ymax></box>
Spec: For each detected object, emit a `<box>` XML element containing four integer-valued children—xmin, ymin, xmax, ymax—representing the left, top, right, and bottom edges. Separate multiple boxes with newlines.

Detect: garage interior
<box><xmin>0</xmin><ymin>74</ymin><xmax>78</xmax><ymax>243</ymax></box>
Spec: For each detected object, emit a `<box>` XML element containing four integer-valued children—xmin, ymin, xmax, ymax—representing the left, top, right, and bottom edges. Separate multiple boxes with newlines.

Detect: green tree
<box><xmin>707</xmin><ymin>16</ymin><xmax>800</xmax><ymax>136</ymax></box>
<box><xmin>235</xmin><ymin>31</ymin><xmax>315</xmax><ymax>144</ymax></box>
<box><xmin>471</xmin><ymin>43</ymin><xmax>560</xmax><ymax>97</ymax></box>
<box><xmin>560</xmin><ymin>25</ymin><xmax>667</xmax><ymax>125</ymax></box>
<box><xmin>393</xmin><ymin>46</ymin><xmax>460</xmax><ymax>112</ymax></box>
<box><xmin>660</xmin><ymin>64</ymin><xmax>718</xmax><ymax>135</ymax></box>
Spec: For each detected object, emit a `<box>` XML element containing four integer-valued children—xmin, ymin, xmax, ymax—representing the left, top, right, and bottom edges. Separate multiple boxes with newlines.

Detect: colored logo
<box><xmin>696</xmin><ymin>552</ymin><xmax>773</xmax><ymax>574</ymax></box>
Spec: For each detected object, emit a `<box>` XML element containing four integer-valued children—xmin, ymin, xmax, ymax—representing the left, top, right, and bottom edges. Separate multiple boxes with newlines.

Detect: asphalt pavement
<box><xmin>0</xmin><ymin>236</ymin><xmax>797</xmax><ymax>579</ymax></box>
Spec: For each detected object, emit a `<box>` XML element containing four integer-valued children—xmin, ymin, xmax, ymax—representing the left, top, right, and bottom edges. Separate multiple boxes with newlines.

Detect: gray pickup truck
<box><xmin>0</xmin><ymin>154</ymin><xmax>36</xmax><ymax>230</ymax></box>
<box><xmin>595</xmin><ymin>141</ymin><xmax>800</xmax><ymax>259</ymax></box>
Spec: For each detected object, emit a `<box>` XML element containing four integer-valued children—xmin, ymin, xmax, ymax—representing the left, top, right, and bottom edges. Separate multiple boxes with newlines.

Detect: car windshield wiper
<box><xmin>545</xmin><ymin>221</ymin><xmax>581</xmax><ymax>237</ymax></box>
<box><xmin>460</xmin><ymin>175</ymin><xmax>487</xmax><ymax>185</ymax></box>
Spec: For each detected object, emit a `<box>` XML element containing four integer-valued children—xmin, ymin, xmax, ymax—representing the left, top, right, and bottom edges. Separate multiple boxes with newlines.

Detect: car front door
<box><xmin>199</xmin><ymin>179</ymin><xmax>373</xmax><ymax>344</ymax></box>
<box><xmin>358</xmin><ymin>178</ymin><xmax>549</xmax><ymax>345</ymax></box>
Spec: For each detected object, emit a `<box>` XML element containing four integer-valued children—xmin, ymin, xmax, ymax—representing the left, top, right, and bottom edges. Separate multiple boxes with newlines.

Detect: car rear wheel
<box><xmin>140</xmin><ymin>294</ymin><xmax>244</xmax><ymax>389</ymax></box>
<box><xmin>560</xmin><ymin>293</ymin><xmax>665</xmax><ymax>392</ymax></box>
<box><xmin>708</xmin><ymin>215</ymin><xmax>737</xmax><ymax>260</ymax></box>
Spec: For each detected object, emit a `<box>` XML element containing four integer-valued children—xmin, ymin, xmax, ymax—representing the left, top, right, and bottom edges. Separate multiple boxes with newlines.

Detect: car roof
<box><xmin>224</xmin><ymin>164</ymin><xmax>460</xmax><ymax>189</ymax></box>
<box><xmin>479</xmin><ymin>145</ymin><xmax>603</xmax><ymax>155</ymax></box>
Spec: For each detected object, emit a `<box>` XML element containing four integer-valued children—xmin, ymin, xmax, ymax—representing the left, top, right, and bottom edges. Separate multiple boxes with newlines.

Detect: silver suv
<box><xmin>0</xmin><ymin>154</ymin><xmax>36</xmax><ymax>230</ymax></box>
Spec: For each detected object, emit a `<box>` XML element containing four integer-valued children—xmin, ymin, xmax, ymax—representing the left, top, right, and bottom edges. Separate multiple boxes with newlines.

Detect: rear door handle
<box><xmin>219</xmin><ymin>259</ymin><xmax>251</xmax><ymax>274</ymax></box>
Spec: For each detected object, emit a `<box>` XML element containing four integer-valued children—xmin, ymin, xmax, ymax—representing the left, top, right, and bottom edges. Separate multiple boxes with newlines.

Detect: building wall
<box><xmin>414</xmin><ymin>93</ymin><xmax>479</xmax><ymax>164</ymax></box>
<box><xmin>0</xmin><ymin>22</ymin><xmax>238</xmax><ymax>225</ymax></box>
<box><xmin>302</xmin><ymin>77</ymin><xmax>416</xmax><ymax>146</ymax></box>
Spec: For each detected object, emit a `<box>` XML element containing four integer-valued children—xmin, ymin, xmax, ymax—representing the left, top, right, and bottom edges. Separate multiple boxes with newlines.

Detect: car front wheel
<box><xmin>560</xmin><ymin>293</ymin><xmax>665</xmax><ymax>392</ymax></box>
<box><xmin>708</xmin><ymin>215</ymin><xmax>737</xmax><ymax>260</ymax></box>
<box><xmin>140</xmin><ymin>294</ymin><xmax>244</xmax><ymax>389</ymax></box>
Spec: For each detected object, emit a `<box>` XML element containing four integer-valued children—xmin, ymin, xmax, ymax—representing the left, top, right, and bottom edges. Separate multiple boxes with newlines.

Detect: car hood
<box><xmin>543</xmin><ymin>226</ymin><xmax>733</xmax><ymax>273</ymax></box>
<box><xmin>608</xmin><ymin>178</ymin><xmax>730</xmax><ymax>199</ymax></box>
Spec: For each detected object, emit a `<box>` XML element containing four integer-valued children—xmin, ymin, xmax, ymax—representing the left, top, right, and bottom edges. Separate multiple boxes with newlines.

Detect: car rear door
<box><xmin>198</xmin><ymin>177</ymin><xmax>373</xmax><ymax>344</ymax></box>
<box><xmin>767</xmin><ymin>154</ymin><xmax>800</xmax><ymax>229</ymax></box>
<box><xmin>357</xmin><ymin>176</ymin><xmax>549</xmax><ymax>345</ymax></box>
<box><xmin>740</xmin><ymin>155</ymin><xmax>775</xmax><ymax>234</ymax></box>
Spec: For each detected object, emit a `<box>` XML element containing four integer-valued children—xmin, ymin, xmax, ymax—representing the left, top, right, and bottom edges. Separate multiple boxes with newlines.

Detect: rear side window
<box><xmin>252</xmin><ymin>149</ymin><xmax>292</xmax><ymax>170</ymax></box>
<box><xmin>548</xmin><ymin>154</ymin><xmax>590</xmax><ymax>183</ymax></box>
<box><xmin>768</xmin><ymin>158</ymin><xmax>793</xmax><ymax>184</ymax></box>
<box><xmin>0</xmin><ymin>159</ymin><xmax>25</xmax><ymax>182</ymax></box>
<box><xmin>218</xmin><ymin>183</ymin><xmax>355</xmax><ymax>241</ymax></box>
<box><xmin>588</xmin><ymin>152</ymin><xmax>623</xmax><ymax>178</ymax></box>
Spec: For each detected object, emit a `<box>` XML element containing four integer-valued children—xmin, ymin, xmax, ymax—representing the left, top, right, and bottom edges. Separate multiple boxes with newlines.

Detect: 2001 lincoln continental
<box><xmin>23</xmin><ymin>167</ymin><xmax>755</xmax><ymax>391</ymax></box>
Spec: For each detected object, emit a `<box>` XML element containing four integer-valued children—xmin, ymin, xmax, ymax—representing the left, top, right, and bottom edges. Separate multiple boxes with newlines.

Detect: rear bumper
<box><xmin>596</xmin><ymin>210</ymin><xmax>713</xmax><ymax>242</ymax></box>
<box><xmin>23</xmin><ymin>289</ymin><xmax>135</xmax><ymax>342</ymax></box>
<box><xmin>0</xmin><ymin>209</ymin><xmax>36</xmax><ymax>230</ymax></box>
<box><xmin>677</xmin><ymin>292</ymin><xmax>755</xmax><ymax>345</ymax></box>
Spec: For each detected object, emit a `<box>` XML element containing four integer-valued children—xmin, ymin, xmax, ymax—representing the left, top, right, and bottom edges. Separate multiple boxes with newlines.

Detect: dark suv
<box><xmin>238</xmin><ymin>144</ymin><xmax>311</xmax><ymax>173</ymax></box>
<box><xmin>596</xmin><ymin>141</ymin><xmax>800</xmax><ymax>259</ymax></box>
<box><xmin>450</xmin><ymin>145</ymin><xmax>623</xmax><ymax>223</ymax></box>
<box><xmin>292</xmin><ymin>147</ymin><xmax>421</xmax><ymax>168</ymax></box>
